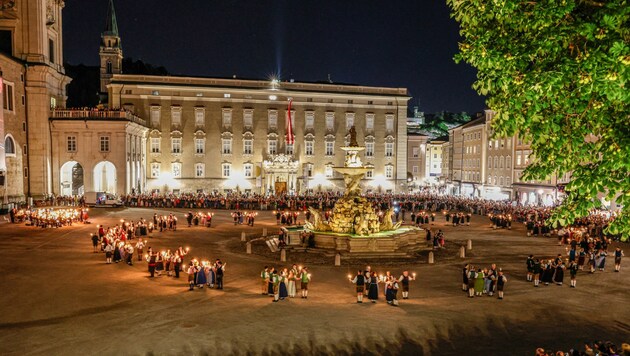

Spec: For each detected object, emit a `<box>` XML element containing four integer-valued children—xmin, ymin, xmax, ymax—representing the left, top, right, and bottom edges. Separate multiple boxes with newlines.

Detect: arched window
<box><xmin>5</xmin><ymin>136</ymin><xmax>15</xmax><ymax>155</ymax></box>
<box><xmin>506</xmin><ymin>155</ymin><xmax>512</xmax><ymax>169</ymax></box>
<box><xmin>499</xmin><ymin>176</ymin><xmax>504</xmax><ymax>186</ymax></box>
<box><xmin>106</xmin><ymin>60</ymin><xmax>113</xmax><ymax>74</ymax></box>
<box><xmin>499</xmin><ymin>156</ymin><xmax>504</xmax><ymax>168</ymax></box>
<box><xmin>494</xmin><ymin>156</ymin><xmax>498</xmax><ymax>168</ymax></box>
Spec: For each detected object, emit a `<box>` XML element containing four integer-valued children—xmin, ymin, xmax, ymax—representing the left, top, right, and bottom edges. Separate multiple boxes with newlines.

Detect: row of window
<box><xmin>488</xmin><ymin>138</ymin><xmax>512</xmax><ymax>150</ymax></box>
<box><xmin>150</xmin><ymin>137</ymin><xmax>393</xmax><ymax>157</ymax></box>
<box><xmin>66</xmin><ymin>136</ymin><xmax>111</xmax><ymax>152</ymax></box>
<box><xmin>488</xmin><ymin>155</ymin><xmax>512</xmax><ymax>169</ymax></box>
<box><xmin>149</xmin><ymin>162</ymin><xmax>395</xmax><ymax>179</ymax></box>
<box><xmin>149</xmin><ymin>107</ymin><xmax>395</xmax><ymax>132</ymax></box>
<box><xmin>465</xmin><ymin>132</ymin><xmax>481</xmax><ymax>141</ymax></box>
<box><xmin>488</xmin><ymin>176</ymin><xmax>511</xmax><ymax>187</ymax></box>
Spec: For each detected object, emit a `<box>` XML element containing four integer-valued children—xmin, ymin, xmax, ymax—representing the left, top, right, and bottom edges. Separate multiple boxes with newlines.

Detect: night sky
<box><xmin>63</xmin><ymin>0</ymin><xmax>485</xmax><ymax>114</ymax></box>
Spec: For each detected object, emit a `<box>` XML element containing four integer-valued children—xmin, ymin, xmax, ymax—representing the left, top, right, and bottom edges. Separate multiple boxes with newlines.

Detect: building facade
<box><xmin>425</xmin><ymin>138</ymin><xmax>446</xmax><ymax>185</ymax></box>
<box><xmin>406</xmin><ymin>133</ymin><xmax>429</xmax><ymax>190</ymax></box>
<box><xmin>107</xmin><ymin>75</ymin><xmax>409</xmax><ymax>194</ymax></box>
<box><xmin>1</xmin><ymin>0</ymin><xmax>70</xmax><ymax>206</ymax></box>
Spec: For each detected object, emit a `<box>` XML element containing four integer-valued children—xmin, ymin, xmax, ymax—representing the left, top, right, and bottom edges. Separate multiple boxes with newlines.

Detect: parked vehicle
<box><xmin>84</xmin><ymin>192</ymin><xmax>122</xmax><ymax>207</ymax></box>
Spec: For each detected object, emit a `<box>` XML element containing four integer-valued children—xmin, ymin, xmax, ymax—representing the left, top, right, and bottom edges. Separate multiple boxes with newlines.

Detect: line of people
<box><xmin>261</xmin><ymin>265</ymin><xmax>311</xmax><ymax>302</ymax></box>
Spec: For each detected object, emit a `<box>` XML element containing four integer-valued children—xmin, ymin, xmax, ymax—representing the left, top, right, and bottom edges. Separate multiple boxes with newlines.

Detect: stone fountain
<box><xmin>305</xmin><ymin>126</ymin><xmax>401</xmax><ymax>235</ymax></box>
<box><xmin>298</xmin><ymin>127</ymin><xmax>422</xmax><ymax>257</ymax></box>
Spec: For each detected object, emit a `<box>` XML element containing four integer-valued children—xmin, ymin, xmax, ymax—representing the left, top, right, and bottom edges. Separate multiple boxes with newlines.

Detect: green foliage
<box><xmin>447</xmin><ymin>0</ymin><xmax>630</xmax><ymax>240</ymax></box>
<box><xmin>418</xmin><ymin>111</ymin><xmax>472</xmax><ymax>138</ymax></box>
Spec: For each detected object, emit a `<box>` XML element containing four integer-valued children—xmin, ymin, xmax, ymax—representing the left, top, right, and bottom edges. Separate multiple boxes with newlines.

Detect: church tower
<box><xmin>99</xmin><ymin>0</ymin><xmax>122</xmax><ymax>101</ymax></box>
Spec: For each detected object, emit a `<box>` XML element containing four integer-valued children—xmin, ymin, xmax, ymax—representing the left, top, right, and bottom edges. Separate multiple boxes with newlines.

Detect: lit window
<box><xmin>224</xmin><ymin>93</ymin><xmax>231</xmax><ymax>98</ymax></box>
<box><xmin>150</xmin><ymin>163</ymin><xmax>160</xmax><ymax>178</ymax></box>
<box><xmin>385</xmin><ymin>143</ymin><xmax>394</xmax><ymax>157</ymax></box>
<box><xmin>222</xmin><ymin>109</ymin><xmax>232</xmax><ymax>127</ymax></box>
<box><xmin>268</xmin><ymin>139</ymin><xmax>277</xmax><ymax>154</ymax></box>
<box><xmin>325</xmin><ymin>112</ymin><xmax>334</xmax><ymax>130</ymax></box>
<box><xmin>171</xmin><ymin>107</ymin><xmax>182</xmax><ymax>127</ymax></box>
<box><xmin>67</xmin><ymin>136</ymin><xmax>77</xmax><ymax>152</ymax></box>
<box><xmin>195</xmin><ymin>139</ymin><xmax>205</xmax><ymax>154</ymax></box>
<box><xmin>365</xmin><ymin>142</ymin><xmax>374</xmax><ymax>157</ymax></box>
<box><xmin>305</xmin><ymin>111</ymin><xmax>314</xmax><ymax>129</ymax></box>
<box><xmin>150</xmin><ymin>106</ymin><xmax>161</xmax><ymax>127</ymax></box>
<box><xmin>243</xmin><ymin>109</ymin><xmax>253</xmax><ymax>129</ymax></box>
<box><xmin>268</xmin><ymin>110</ymin><xmax>278</xmax><ymax>129</ymax></box>
<box><xmin>99</xmin><ymin>136</ymin><xmax>110</xmax><ymax>152</ymax></box>
<box><xmin>385</xmin><ymin>115</ymin><xmax>394</xmax><ymax>132</ymax></box>
<box><xmin>222</xmin><ymin>163</ymin><xmax>231</xmax><ymax>178</ymax></box>
<box><xmin>195</xmin><ymin>108</ymin><xmax>205</xmax><ymax>128</ymax></box>
<box><xmin>325</xmin><ymin>141</ymin><xmax>334</xmax><ymax>156</ymax></box>
<box><xmin>171</xmin><ymin>138</ymin><xmax>182</xmax><ymax>154</ymax></box>
<box><xmin>150</xmin><ymin>138</ymin><xmax>160</xmax><ymax>153</ymax></box>
<box><xmin>385</xmin><ymin>165</ymin><xmax>393</xmax><ymax>178</ymax></box>
<box><xmin>243</xmin><ymin>139</ymin><xmax>253</xmax><ymax>155</ymax></box>
<box><xmin>222</xmin><ymin>139</ymin><xmax>232</xmax><ymax>154</ymax></box>
<box><xmin>195</xmin><ymin>163</ymin><xmax>205</xmax><ymax>178</ymax></box>
<box><xmin>305</xmin><ymin>141</ymin><xmax>314</xmax><ymax>156</ymax></box>
<box><xmin>244</xmin><ymin>163</ymin><xmax>253</xmax><ymax>178</ymax></box>
<box><xmin>365</xmin><ymin>114</ymin><xmax>374</xmax><ymax>130</ymax></box>
<box><xmin>172</xmin><ymin>163</ymin><xmax>182</xmax><ymax>178</ymax></box>
<box><xmin>325</xmin><ymin>165</ymin><xmax>333</xmax><ymax>178</ymax></box>
<box><xmin>345</xmin><ymin>113</ymin><xmax>355</xmax><ymax>130</ymax></box>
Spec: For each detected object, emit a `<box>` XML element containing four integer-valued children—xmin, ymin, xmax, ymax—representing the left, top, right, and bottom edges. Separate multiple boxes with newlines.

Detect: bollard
<box><xmin>459</xmin><ymin>246</ymin><xmax>466</xmax><ymax>258</ymax></box>
<box><xmin>281</xmin><ymin>248</ymin><xmax>286</xmax><ymax>262</ymax></box>
<box><xmin>335</xmin><ymin>253</ymin><xmax>341</xmax><ymax>266</ymax></box>
<box><xmin>262</xmin><ymin>228</ymin><xmax>267</xmax><ymax>237</ymax></box>
<box><xmin>467</xmin><ymin>239</ymin><xmax>472</xmax><ymax>251</ymax></box>
<box><xmin>241</xmin><ymin>232</ymin><xmax>246</xmax><ymax>242</ymax></box>
<box><xmin>246</xmin><ymin>242</ymin><xmax>252</xmax><ymax>254</ymax></box>
<box><xmin>428</xmin><ymin>251</ymin><xmax>434</xmax><ymax>264</ymax></box>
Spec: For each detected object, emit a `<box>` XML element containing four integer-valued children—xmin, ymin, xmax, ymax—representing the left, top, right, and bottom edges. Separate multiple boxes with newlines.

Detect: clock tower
<box><xmin>99</xmin><ymin>0</ymin><xmax>122</xmax><ymax>101</ymax></box>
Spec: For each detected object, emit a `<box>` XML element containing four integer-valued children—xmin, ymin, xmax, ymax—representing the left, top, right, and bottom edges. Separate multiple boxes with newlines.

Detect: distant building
<box><xmin>425</xmin><ymin>137</ymin><xmax>447</xmax><ymax>184</ymax></box>
<box><xmin>406</xmin><ymin>133</ymin><xmax>429</xmax><ymax>190</ymax></box>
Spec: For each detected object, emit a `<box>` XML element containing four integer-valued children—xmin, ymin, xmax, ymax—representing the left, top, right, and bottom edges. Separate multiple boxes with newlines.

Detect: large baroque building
<box><xmin>1</xmin><ymin>0</ymin><xmax>70</xmax><ymax>206</ymax></box>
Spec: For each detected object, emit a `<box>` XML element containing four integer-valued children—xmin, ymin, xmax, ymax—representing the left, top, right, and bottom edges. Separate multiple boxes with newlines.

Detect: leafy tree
<box><xmin>447</xmin><ymin>0</ymin><xmax>629</xmax><ymax>240</ymax></box>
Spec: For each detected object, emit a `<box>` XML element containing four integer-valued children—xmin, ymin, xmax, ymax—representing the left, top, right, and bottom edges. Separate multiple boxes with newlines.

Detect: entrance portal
<box><xmin>93</xmin><ymin>161</ymin><xmax>117</xmax><ymax>194</ymax></box>
<box><xmin>274</xmin><ymin>182</ymin><xmax>287</xmax><ymax>195</ymax></box>
<box><xmin>60</xmin><ymin>161</ymin><xmax>84</xmax><ymax>196</ymax></box>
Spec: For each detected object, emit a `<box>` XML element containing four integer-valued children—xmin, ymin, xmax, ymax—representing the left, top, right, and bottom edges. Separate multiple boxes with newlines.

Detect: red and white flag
<box><xmin>286</xmin><ymin>99</ymin><xmax>295</xmax><ymax>145</ymax></box>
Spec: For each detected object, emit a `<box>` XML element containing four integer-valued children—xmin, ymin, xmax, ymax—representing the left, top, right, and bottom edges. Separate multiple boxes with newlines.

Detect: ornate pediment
<box><xmin>263</xmin><ymin>154</ymin><xmax>299</xmax><ymax>171</ymax></box>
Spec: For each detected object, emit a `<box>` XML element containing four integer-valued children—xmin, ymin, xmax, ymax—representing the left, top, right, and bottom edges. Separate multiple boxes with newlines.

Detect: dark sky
<box><xmin>63</xmin><ymin>0</ymin><xmax>485</xmax><ymax>114</ymax></box>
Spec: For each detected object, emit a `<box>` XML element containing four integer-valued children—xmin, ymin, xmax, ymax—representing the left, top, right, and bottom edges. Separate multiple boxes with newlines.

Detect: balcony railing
<box><xmin>50</xmin><ymin>109</ymin><xmax>147</xmax><ymax>126</ymax></box>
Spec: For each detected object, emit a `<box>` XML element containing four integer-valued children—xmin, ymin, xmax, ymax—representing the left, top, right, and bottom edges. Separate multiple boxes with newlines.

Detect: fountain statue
<box><xmin>304</xmin><ymin>126</ymin><xmax>401</xmax><ymax>236</ymax></box>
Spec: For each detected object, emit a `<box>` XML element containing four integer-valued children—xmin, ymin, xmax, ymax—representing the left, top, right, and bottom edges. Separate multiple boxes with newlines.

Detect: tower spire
<box><xmin>104</xmin><ymin>0</ymin><xmax>119</xmax><ymax>37</ymax></box>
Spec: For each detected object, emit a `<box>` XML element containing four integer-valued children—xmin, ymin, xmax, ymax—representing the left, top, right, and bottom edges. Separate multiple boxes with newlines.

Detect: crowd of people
<box><xmin>462</xmin><ymin>263</ymin><xmax>508</xmax><ymax>299</ymax></box>
<box><xmin>261</xmin><ymin>265</ymin><xmax>312</xmax><ymax>302</ymax></box>
<box><xmin>9</xmin><ymin>207</ymin><xmax>88</xmax><ymax>227</ymax></box>
<box><xmin>536</xmin><ymin>341</ymin><xmax>630</xmax><ymax>356</ymax></box>
<box><xmin>348</xmin><ymin>267</ymin><xmax>416</xmax><ymax>306</ymax></box>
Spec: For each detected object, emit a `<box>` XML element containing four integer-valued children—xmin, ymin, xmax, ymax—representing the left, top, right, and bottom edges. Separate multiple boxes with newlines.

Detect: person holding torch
<box><xmin>398</xmin><ymin>271</ymin><xmax>416</xmax><ymax>300</ymax></box>
<box><xmin>349</xmin><ymin>270</ymin><xmax>366</xmax><ymax>303</ymax></box>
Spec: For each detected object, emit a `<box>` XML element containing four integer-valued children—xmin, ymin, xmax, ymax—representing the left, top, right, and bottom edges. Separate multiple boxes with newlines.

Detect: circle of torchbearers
<box><xmin>13</xmin><ymin>207</ymin><xmax>88</xmax><ymax>228</ymax></box>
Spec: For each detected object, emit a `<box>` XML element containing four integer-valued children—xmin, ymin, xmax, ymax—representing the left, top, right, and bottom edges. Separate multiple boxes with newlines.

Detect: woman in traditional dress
<box><xmin>195</xmin><ymin>262</ymin><xmax>207</xmax><ymax>288</ymax></box>
<box><xmin>462</xmin><ymin>264</ymin><xmax>469</xmax><ymax>292</ymax></box>
<box><xmin>279</xmin><ymin>268</ymin><xmax>288</xmax><ymax>300</ymax></box>
<box><xmin>368</xmin><ymin>272</ymin><xmax>379</xmax><ymax>303</ymax></box>
<box><xmin>155</xmin><ymin>252</ymin><xmax>164</xmax><ymax>276</ymax></box>
<box><xmin>474</xmin><ymin>268</ymin><xmax>485</xmax><ymax>296</ymax></box>
<box><xmin>597</xmin><ymin>249</ymin><xmax>607</xmax><ymax>271</ymax></box>
<box><xmin>287</xmin><ymin>266</ymin><xmax>297</xmax><ymax>298</ymax></box>
<box><xmin>113</xmin><ymin>241</ymin><xmax>122</xmax><ymax>263</ymax></box>
<box><xmin>164</xmin><ymin>250</ymin><xmax>172</xmax><ymax>276</ymax></box>
<box><xmin>553</xmin><ymin>260</ymin><xmax>565</xmax><ymax>286</ymax></box>
<box><xmin>206</xmin><ymin>264</ymin><xmax>216</xmax><ymax>288</ymax></box>
<box><xmin>541</xmin><ymin>260</ymin><xmax>553</xmax><ymax>285</ymax></box>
